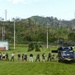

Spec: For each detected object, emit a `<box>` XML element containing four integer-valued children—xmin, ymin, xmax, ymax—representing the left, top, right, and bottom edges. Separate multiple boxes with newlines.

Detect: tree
<box><xmin>68</xmin><ymin>32</ymin><xmax>75</xmax><ymax>41</ymax></box>
<box><xmin>35</xmin><ymin>43</ymin><xmax>41</xmax><ymax>52</ymax></box>
<box><xmin>28</xmin><ymin>42</ymin><xmax>41</xmax><ymax>52</ymax></box>
<box><xmin>28</xmin><ymin>42</ymin><xmax>34</xmax><ymax>52</ymax></box>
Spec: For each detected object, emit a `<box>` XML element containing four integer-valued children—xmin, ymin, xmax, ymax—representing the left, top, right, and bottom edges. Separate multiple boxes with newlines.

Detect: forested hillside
<box><xmin>0</xmin><ymin>16</ymin><xmax>75</xmax><ymax>45</ymax></box>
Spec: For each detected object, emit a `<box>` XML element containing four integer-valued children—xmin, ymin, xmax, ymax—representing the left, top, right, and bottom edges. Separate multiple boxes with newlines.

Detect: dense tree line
<box><xmin>0</xmin><ymin>16</ymin><xmax>75</xmax><ymax>45</ymax></box>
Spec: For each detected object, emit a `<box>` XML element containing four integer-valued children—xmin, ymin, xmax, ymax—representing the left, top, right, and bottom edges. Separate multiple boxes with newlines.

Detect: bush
<box><xmin>28</xmin><ymin>42</ymin><xmax>41</xmax><ymax>52</ymax></box>
<box><xmin>35</xmin><ymin>43</ymin><xmax>41</xmax><ymax>52</ymax></box>
<box><xmin>28</xmin><ymin>42</ymin><xmax>34</xmax><ymax>52</ymax></box>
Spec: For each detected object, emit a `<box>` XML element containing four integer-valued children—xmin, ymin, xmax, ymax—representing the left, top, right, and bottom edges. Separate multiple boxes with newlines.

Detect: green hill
<box><xmin>0</xmin><ymin>16</ymin><xmax>75</xmax><ymax>44</ymax></box>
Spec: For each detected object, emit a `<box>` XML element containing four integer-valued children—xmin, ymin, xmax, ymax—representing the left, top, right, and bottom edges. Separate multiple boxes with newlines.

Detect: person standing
<box><xmin>0</xmin><ymin>52</ymin><xmax>2</xmax><ymax>60</ymax></box>
<box><xmin>6</xmin><ymin>53</ymin><xmax>9</xmax><ymax>61</ymax></box>
<box><xmin>11</xmin><ymin>52</ymin><xmax>14</xmax><ymax>61</ymax></box>
<box><xmin>42</xmin><ymin>53</ymin><xmax>45</xmax><ymax>62</ymax></box>
<box><xmin>18</xmin><ymin>53</ymin><xmax>21</xmax><ymax>61</ymax></box>
<box><xmin>35</xmin><ymin>54</ymin><xmax>40</xmax><ymax>62</ymax></box>
<box><xmin>22</xmin><ymin>54</ymin><xmax>24</xmax><ymax>61</ymax></box>
<box><xmin>2</xmin><ymin>53</ymin><xmax>6</xmax><ymax>60</ymax></box>
<box><xmin>47</xmin><ymin>53</ymin><xmax>51</xmax><ymax>61</ymax></box>
<box><xmin>24</xmin><ymin>54</ymin><xmax>27</xmax><ymax>61</ymax></box>
<box><xmin>29</xmin><ymin>54</ymin><xmax>33</xmax><ymax>62</ymax></box>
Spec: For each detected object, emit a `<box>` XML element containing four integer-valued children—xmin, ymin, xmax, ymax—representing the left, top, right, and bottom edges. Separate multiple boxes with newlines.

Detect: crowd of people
<box><xmin>0</xmin><ymin>52</ymin><xmax>57</xmax><ymax>62</ymax></box>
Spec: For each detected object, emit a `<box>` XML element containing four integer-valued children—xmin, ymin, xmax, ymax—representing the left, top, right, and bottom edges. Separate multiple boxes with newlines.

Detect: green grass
<box><xmin>0</xmin><ymin>61</ymin><xmax>75</xmax><ymax>75</ymax></box>
<box><xmin>0</xmin><ymin>46</ymin><xmax>75</xmax><ymax>75</ymax></box>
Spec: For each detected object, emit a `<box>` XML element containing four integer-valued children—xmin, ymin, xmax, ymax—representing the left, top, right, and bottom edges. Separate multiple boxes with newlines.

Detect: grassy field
<box><xmin>0</xmin><ymin>61</ymin><xmax>75</xmax><ymax>75</ymax></box>
<box><xmin>0</xmin><ymin>45</ymin><xmax>75</xmax><ymax>75</ymax></box>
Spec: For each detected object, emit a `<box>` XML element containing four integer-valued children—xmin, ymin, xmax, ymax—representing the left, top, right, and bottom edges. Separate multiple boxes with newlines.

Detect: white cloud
<box><xmin>8</xmin><ymin>0</ymin><xmax>40</xmax><ymax>4</ymax></box>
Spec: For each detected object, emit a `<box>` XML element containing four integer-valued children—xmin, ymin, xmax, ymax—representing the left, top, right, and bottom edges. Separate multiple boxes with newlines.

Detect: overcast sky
<box><xmin>0</xmin><ymin>0</ymin><xmax>75</xmax><ymax>20</ymax></box>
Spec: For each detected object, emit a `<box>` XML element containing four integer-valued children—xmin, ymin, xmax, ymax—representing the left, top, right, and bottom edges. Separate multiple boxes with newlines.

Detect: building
<box><xmin>0</xmin><ymin>41</ymin><xmax>9</xmax><ymax>50</ymax></box>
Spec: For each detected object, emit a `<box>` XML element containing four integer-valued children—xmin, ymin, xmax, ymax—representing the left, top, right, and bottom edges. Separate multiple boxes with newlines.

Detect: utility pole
<box><xmin>1</xmin><ymin>9</ymin><xmax>7</xmax><ymax>41</ymax></box>
<box><xmin>5</xmin><ymin>9</ymin><xmax>7</xmax><ymax>21</ymax></box>
<box><xmin>73</xmin><ymin>13</ymin><xmax>75</xmax><ymax>29</ymax></box>
<box><xmin>2</xmin><ymin>9</ymin><xmax>7</xmax><ymax>41</ymax></box>
<box><xmin>47</xmin><ymin>23</ymin><xmax>49</xmax><ymax>49</ymax></box>
<box><xmin>2</xmin><ymin>26</ymin><xmax>4</xmax><ymax>41</ymax></box>
<box><xmin>1</xmin><ymin>18</ymin><xmax>4</xmax><ymax>41</ymax></box>
<box><xmin>14</xmin><ymin>19</ymin><xmax>16</xmax><ymax>49</ymax></box>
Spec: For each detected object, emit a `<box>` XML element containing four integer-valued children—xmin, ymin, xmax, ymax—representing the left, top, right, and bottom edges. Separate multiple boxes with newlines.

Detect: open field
<box><xmin>0</xmin><ymin>61</ymin><xmax>75</xmax><ymax>75</ymax></box>
<box><xmin>0</xmin><ymin>45</ymin><xmax>75</xmax><ymax>75</ymax></box>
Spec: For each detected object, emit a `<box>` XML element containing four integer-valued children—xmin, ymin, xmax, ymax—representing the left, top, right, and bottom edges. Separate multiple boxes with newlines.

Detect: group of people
<box><xmin>0</xmin><ymin>52</ymin><xmax>56</xmax><ymax>62</ymax></box>
<box><xmin>17</xmin><ymin>53</ymin><xmax>56</xmax><ymax>62</ymax></box>
<box><xmin>0</xmin><ymin>52</ymin><xmax>14</xmax><ymax>61</ymax></box>
<box><xmin>19</xmin><ymin>53</ymin><xmax>55</xmax><ymax>62</ymax></box>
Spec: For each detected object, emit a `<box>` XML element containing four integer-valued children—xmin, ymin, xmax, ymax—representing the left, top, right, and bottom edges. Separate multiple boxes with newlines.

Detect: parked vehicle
<box><xmin>52</xmin><ymin>46</ymin><xmax>75</xmax><ymax>62</ymax></box>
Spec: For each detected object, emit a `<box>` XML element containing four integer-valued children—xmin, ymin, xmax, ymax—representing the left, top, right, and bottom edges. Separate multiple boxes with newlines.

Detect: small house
<box><xmin>0</xmin><ymin>41</ymin><xmax>9</xmax><ymax>50</ymax></box>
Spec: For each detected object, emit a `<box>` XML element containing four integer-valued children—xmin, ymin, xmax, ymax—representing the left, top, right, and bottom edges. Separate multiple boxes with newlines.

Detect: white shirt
<box><xmin>11</xmin><ymin>53</ymin><xmax>14</xmax><ymax>57</ymax></box>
